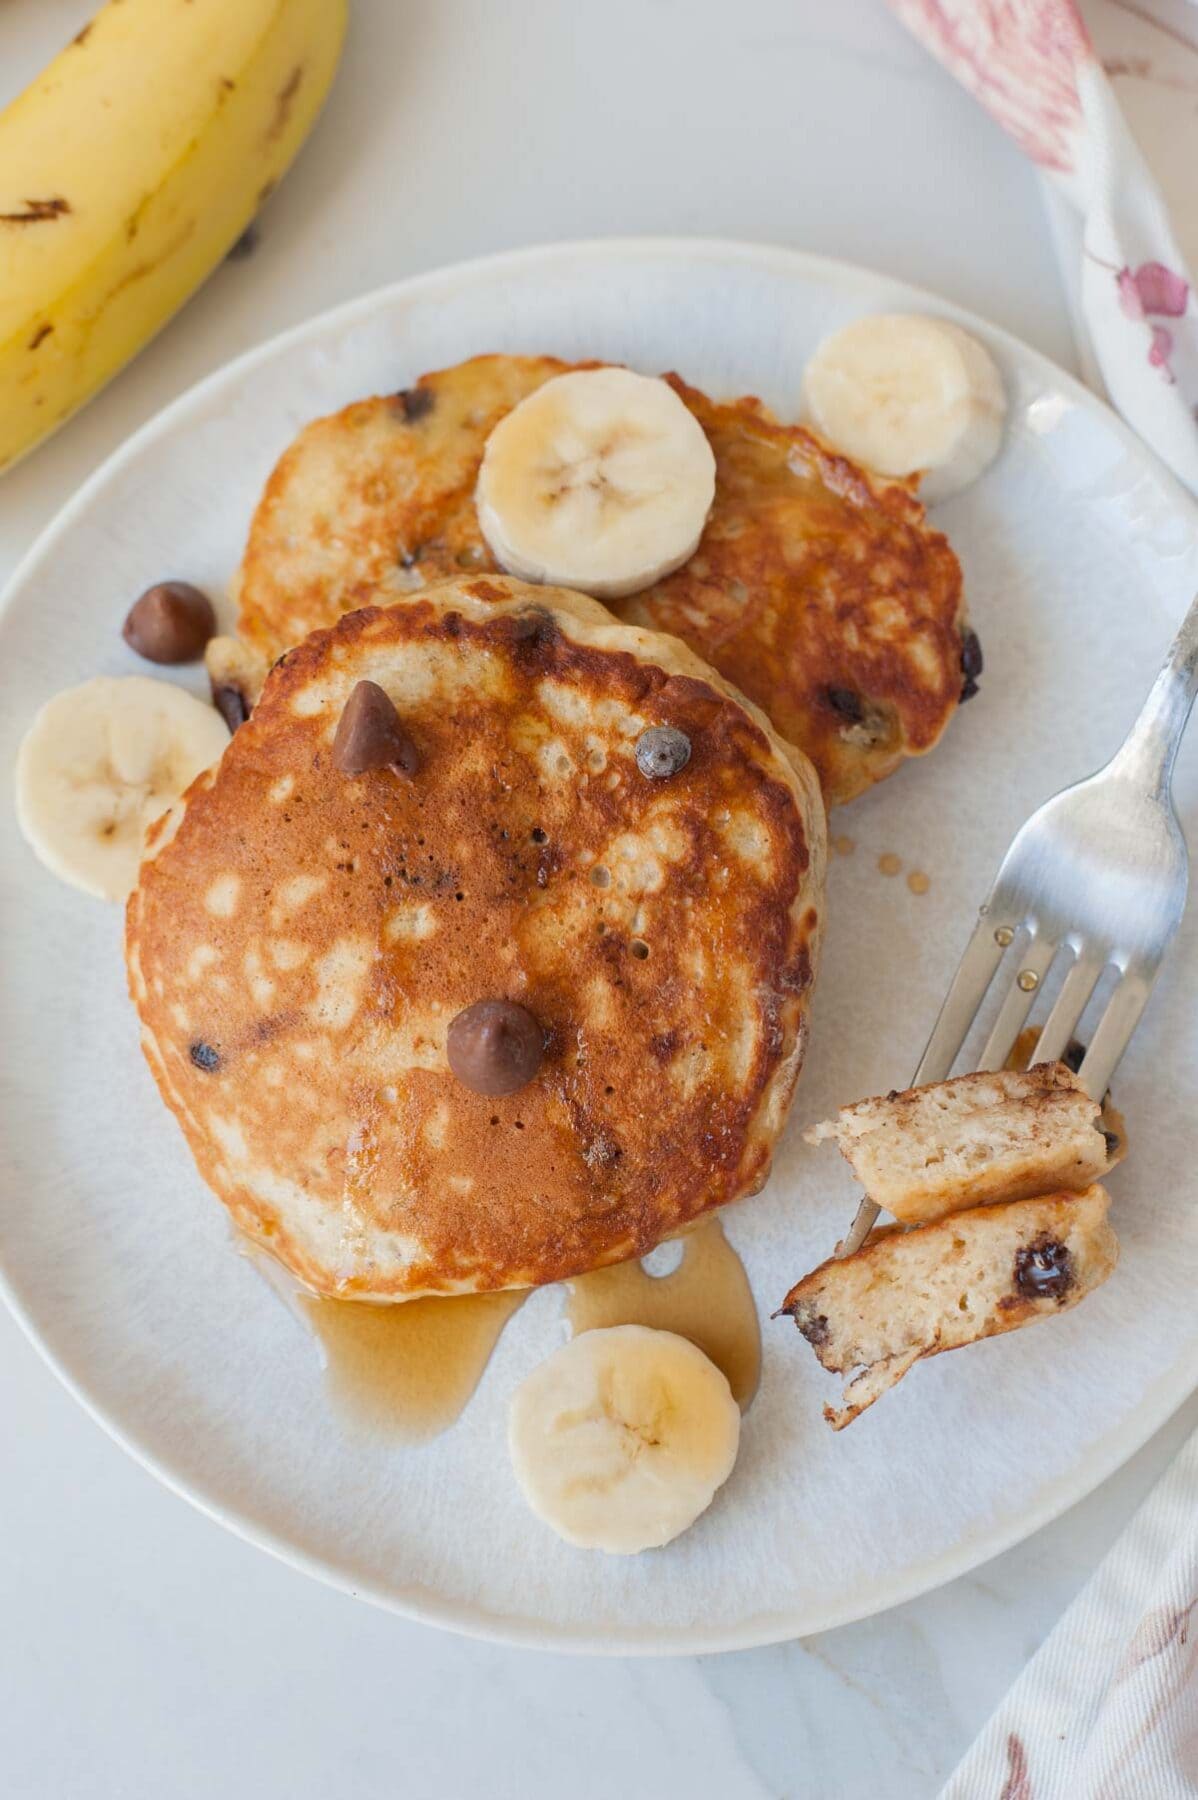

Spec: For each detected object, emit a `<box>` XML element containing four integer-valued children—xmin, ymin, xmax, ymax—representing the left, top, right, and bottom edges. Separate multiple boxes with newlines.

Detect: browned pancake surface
<box><xmin>130</xmin><ymin>577</ymin><xmax>825</xmax><ymax>1297</ymax></box>
<box><xmin>232</xmin><ymin>355</ymin><xmax>967</xmax><ymax>806</ymax></box>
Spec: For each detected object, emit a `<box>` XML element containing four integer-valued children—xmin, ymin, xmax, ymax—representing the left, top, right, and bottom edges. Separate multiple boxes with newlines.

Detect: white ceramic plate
<box><xmin>3</xmin><ymin>240</ymin><xmax>1198</xmax><ymax>1655</ymax></box>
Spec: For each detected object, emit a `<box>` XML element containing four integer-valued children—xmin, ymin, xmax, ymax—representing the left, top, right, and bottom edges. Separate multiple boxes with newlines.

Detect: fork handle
<box><xmin>1108</xmin><ymin>590</ymin><xmax>1198</xmax><ymax>796</ymax></box>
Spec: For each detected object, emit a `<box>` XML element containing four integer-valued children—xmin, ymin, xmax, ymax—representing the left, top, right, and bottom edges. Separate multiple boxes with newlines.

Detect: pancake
<box><xmin>226</xmin><ymin>355</ymin><xmax>969</xmax><ymax>806</ymax></box>
<box><xmin>129</xmin><ymin>575</ymin><xmax>825</xmax><ymax>1298</ymax></box>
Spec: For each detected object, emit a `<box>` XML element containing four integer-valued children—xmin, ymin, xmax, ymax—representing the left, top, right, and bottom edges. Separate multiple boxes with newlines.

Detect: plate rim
<box><xmin>3</xmin><ymin>234</ymin><xmax>1196</xmax><ymax>1656</ymax></box>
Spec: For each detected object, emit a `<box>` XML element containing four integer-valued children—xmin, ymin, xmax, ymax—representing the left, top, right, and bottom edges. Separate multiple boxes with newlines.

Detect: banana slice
<box><xmin>508</xmin><ymin>1324</ymin><xmax>740</xmax><ymax>1553</ymax></box>
<box><xmin>801</xmin><ymin>314</ymin><xmax>1006</xmax><ymax>502</ymax></box>
<box><xmin>16</xmin><ymin>676</ymin><xmax>229</xmax><ymax>901</ymax></box>
<box><xmin>475</xmin><ymin>368</ymin><xmax>716</xmax><ymax>599</ymax></box>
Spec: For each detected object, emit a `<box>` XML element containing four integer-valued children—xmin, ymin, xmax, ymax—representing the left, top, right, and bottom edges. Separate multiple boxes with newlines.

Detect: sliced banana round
<box><xmin>16</xmin><ymin>676</ymin><xmax>230</xmax><ymax>902</ymax></box>
<box><xmin>801</xmin><ymin>313</ymin><xmax>1006</xmax><ymax>503</ymax></box>
<box><xmin>475</xmin><ymin>368</ymin><xmax>716</xmax><ymax>600</ymax></box>
<box><xmin>508</xmin><ymin>1323</ymin><xmax>740</xmax><ymax>1553</ymax></box>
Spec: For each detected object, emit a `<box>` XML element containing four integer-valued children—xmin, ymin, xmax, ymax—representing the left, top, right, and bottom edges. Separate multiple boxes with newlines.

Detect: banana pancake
<box><xmin>221</xmin><ymin>354</ymin><xmax>969</xmax><ymax>806</ymax></box>
<box><xmin>130</xmin><ymin>575</ymin><xmax>825</xmax><ymax>1298</ymax></box>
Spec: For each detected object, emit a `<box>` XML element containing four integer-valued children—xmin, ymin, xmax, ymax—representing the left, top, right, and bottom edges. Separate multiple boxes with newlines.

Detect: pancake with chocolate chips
<box><xmin>131</xmin><ymin>574</ymin><xmax>825</xmax><ymax>1298</ymax></box>
<box><xmin>219</xmin><ymin>354</ymin><xmax>970</xmax><ymax>806</ymax></box>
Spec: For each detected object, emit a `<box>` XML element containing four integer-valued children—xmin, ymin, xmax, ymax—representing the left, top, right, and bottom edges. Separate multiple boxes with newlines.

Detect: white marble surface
<box><xmin>2</xmin><ymin>1</ymin><xmax>1194</xmax><ymax>1794</ymax></box>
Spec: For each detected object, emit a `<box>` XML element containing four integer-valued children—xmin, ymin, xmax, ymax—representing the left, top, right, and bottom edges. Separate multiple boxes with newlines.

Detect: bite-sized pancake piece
<box><xmin>130</xmin><ymin>576</ymin><xmax>825</xmax><ymax>1299</ymax></box>
<box><xmin>229</xmin><ymin>354</ymin><xmax>970</xmax><ymax>805</ymax></box>
<box><xmin>779</xmin><ymin>1187</ymin><xmax>1118</xmax><ymax>1428</ymax></box>
<box><xmin>805</xmin><ymin>1063</ymin><xmax>1111</xmax><ymax>1225</ymax></box>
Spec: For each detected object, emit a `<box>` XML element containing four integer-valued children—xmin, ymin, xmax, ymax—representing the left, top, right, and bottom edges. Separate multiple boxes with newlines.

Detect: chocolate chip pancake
<box><xmin>130</xmin><ymin>575</ymin><xmax>825</xmax><ymax>1298</ymax></box>
<box><xmin>225</xmin><ymin>354</ymin><xmax>968</xmax><ymax>806</ymax></box>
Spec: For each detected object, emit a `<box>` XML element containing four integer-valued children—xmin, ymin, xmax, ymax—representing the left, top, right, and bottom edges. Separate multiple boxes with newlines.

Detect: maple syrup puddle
<box><xmin>302</xmin><ymin>1288</ymin><xmax>525</xmax><ymax>1440</ymax></box>
<box><xmin>286</xmin><ymin>1214</ymin><xmax>759</xmax><ymax>1440</ymax></box>
<box><xmin>565</xmin><ymin>1215</ymin><xmax>761</xmax><ymax>1410</ymax></box>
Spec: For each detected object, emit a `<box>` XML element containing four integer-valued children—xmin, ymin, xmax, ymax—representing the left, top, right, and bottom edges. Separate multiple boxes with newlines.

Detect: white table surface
<box><xmin>4</xmin><ymin>3</ymin><xmax>1195</xmax><ymax>1795</ymax></box>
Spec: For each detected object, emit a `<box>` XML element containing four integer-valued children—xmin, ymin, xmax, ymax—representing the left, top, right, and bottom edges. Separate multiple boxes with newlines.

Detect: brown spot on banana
<box><xmin>1</xmin><ymin>197</ymin><xmax>71</xmax><ymax>225</ymax></box>
<box><xmin>265</xmin><ymin>65</ymin><xmax>304</xmax><ymax>142</ymax></box>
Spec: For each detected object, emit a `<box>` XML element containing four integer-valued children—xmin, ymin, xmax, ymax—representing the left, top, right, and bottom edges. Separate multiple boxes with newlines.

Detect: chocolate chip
<box><xmin>212</xmin><ymin>682</ymin><xmax>250</xmax><ymax>733</ymax></box>
<box><xmin>331</xmin><ymin>680</ymin><xmax>420</xmax><ymax>777</ymax></box>
<box><xmin>635</xmin><ymin>725</ymin><xmax>691</xmax><ymax>779</ymax></box>
<box><xmin>1103</xmin><ymin>1129</ymin><xmax>1121</xmax><ymax>1157</ymax></box>
<box><xmin>447</xmin><ymin>999</ymin><xmax>543</xmax><ymax>1097</ymax></box>
<box><xmin>122</xmin><ymin>582</ymin><xmax>216</xmax><ymax>664</ymax></box>
<box><xmin>959</xmin><ymin>629</ymin><xmax>983</xmax><ymax>703</ymax></box>
<box><xmin>960</xmin><ymin>628</ymin><xmax>984</xmax><ymax>680</ymax></box>
<box><xmin>189</xmin><ymin>1041</ymin><xmax>221</xmax><ymax>1072</ymax></box>
<box><xmin>824</xmin><ymin>685</ymin><xmax>865</xmax><ymax>724</ymax></box>
<box><xmin>397</xmin><ymin>385</ymin><xmax>434</xmax><ymax>422</ymax></box>
<box><xmin>1063</xmin><ymin>1039</ymin><xmax>1086</xmax><ymax>1075</ymax></box>
<box><xmin>1013</xmin><ymin>1235</ymin><xmax>1073</xmax><ymax>1300</ymax></box>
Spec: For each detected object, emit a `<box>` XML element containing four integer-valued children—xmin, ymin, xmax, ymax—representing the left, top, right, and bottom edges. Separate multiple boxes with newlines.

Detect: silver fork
<box><xmin>838</xmin><ymin>591</ymin><xmax>1198</xmax><ymax>1258</ymax></box>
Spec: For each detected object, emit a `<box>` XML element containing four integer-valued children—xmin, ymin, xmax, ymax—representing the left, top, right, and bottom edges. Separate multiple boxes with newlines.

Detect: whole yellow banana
<box><xmin>0</xmin><ymin>0</ymin><xmax>348</xmax><ymax>472</ymax></box>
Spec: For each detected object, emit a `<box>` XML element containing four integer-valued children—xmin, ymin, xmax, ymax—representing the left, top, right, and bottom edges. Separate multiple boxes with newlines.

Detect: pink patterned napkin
<box><xmin>886</xmin><ymin>9</ymin><xmax>1198</xmax><ymax>1792</ymax></box>
<box><xmin>887</xmin><ymin>0</ymin><xmax>1198</xmax><ymax>494</ymax></box>
<box><xmin>940</xmin><ymin>1424</ymin><xmax>1198</xmax><ymax>1798</ymax></box>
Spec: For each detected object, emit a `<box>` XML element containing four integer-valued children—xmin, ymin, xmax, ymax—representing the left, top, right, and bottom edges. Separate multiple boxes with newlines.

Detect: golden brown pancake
<box><xmin>225</xmin><ymin>355</ymin><xmax>969</xmax><ymax>807</ymax></box>
<box><xmin>130</xmin><ymin>576</ymin><xmax>825</xmax><ymax>1298</ymax></box>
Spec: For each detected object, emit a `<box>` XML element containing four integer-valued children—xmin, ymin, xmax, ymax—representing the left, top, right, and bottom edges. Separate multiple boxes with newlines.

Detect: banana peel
<box><xmin>0</xmin><ymin>0</ymin><xmax>349</xmax><ymax>472</ymax></box>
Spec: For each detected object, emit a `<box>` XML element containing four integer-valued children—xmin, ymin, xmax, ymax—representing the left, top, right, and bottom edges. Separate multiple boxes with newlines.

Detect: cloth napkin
<box><xmin>886</xmin><ymin>0</ymin><xmax>1198</xmax><ymax>495</ymax></box>
<box><xmin>940</xmin><ymin>1422</ymin><xmax>1198</xmax><ymax>1797</ymax></box>
<box><xmin>884</xmin><ymin>6</ymin><xmax>1198</xmax><ymax>1792</ymax></box>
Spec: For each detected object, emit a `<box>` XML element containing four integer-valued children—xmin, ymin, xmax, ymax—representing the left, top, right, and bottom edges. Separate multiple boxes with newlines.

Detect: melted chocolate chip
<box><xmin>793</xmin><ymin>1305</ymin><xmax>830</xmax><ymax>1347</ymax></box>
<box><xmin>635</xmin><ymin>725</ymin><xmax>691</xmax><ymax>780</ymax></box>
<box><xmin>1103</xmin><ymin>1129</ymin><xmax>1121</xmax><ymax>1157</ymax></box>
<box><xmin>509</xmin><ymin>606</ymin><xmax>557</xmax><ymax>647</ymax></box>
<box><xmin>189</xmin><ymin>1041</ymin><xmax>221</xmax><ymax>1072</ymax></box>
<box><xmin>447</xmin><ymin>999</ymin><xmax>543</xmax><ymax>1097</ymax></box>
<box><xmin>397</xmin><ymin>385</ymin><xmax>434</xmax><ymax>422</ymax></box>
<box><xmin>212</xmin><ymin>682</ymin><xmax>250</xmax><ymax>733</ymax></box>
<box><xmin>824</xmin><ymin>685</ymin><xmax>865</xmax><ymax>724</ymax></box>
<box><xmin>331</xmin><ymin>680</ymin><xmax>420</xmax><ymax>777</ymax></box>
<box><xmin>1063</xmin><ymin>1038</ymin><xmax>1086</xmax><ymax>1075</ymax></box>
<box><xmin>122</xmin><ymin>582</ymin><xmax>216</xmax><ymax>664</ymax></box>
<box><xmin>959</xmin><ymin>629</ymin><xmax>984</xmax><ymax>703</ymax></box>
<box><xmin>960</xmin><ymin>628</ymin><xmax>984</xmax><ymax>680</ymax></box>
<box><xmin>1013</xmin><ymin>1235</ymin><xmax>1074</xmax><ymax>1300</ymax></box>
